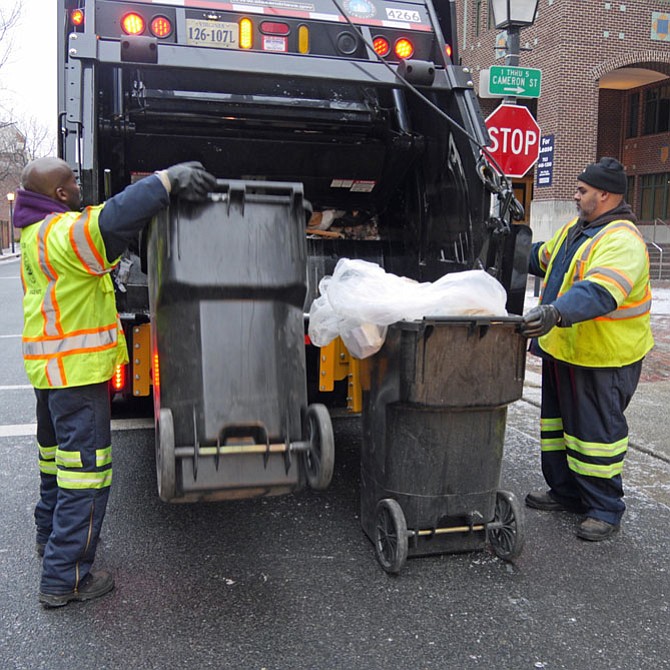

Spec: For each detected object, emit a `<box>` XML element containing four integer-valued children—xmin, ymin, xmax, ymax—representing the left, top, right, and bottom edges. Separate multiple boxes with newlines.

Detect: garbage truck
<box><xmin>56</xmin><ymin>0</ymin><xmax>531</xmax><ymax>500</ymax></box>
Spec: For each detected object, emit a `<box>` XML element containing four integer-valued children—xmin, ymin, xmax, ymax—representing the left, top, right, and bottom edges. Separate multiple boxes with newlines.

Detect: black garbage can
<box><xmin>148</xmin><ymin>180</ymin><xmax>334</xmax><ymax>502</ymax></box>
<box><xmin>360</xmin><ymin>317</ymin><xmax>527</xmax><ymax>573</ymax></box>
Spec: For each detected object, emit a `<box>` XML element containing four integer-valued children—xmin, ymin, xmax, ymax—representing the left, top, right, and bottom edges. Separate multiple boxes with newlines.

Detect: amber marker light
<box><xmin>239</xmin><ymin>18</ymin><xmax>253</xmax><ymax>49</ymax></box>
<box><xmin>394</xmin><ymin>38</ymin><xmax>414</xmax><ymax>59</ymax></box>
<box><xmin>71</xmin><ymin>9</ymin><xmax>84</xmax><ymax>26</ymax></box>
<box><xmin>298</xmin><ymin>25</ymin><xmax>309</xmax><ymax>53</ymax></box>
<box><xmin>121</xmin><ymin>12</ymin><xmax>145</xmax><ymax>35</ymax></box>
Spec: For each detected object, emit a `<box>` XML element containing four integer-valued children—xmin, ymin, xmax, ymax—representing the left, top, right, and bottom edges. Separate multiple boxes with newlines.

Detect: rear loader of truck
<box><xmin>57</xmin><ymin>0</ymin><xmax>530</xmax><ymax>501</ymax></box>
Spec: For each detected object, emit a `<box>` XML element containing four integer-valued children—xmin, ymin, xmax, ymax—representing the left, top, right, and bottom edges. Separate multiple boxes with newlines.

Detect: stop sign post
<box><xmin>485</xmin><ymin>104</ymin><xmax>541</xmax><ymax>178</ymax></box>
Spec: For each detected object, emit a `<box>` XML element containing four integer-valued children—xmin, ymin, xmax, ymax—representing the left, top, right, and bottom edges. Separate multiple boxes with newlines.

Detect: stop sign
<box><xmin>485</xmin><ymin>104</ymin><xmax>541</xmax><ymax>178</ymax></box>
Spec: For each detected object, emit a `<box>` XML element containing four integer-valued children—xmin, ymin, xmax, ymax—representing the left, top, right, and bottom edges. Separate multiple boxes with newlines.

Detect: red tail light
<box><xmin>121</xmin><ymin>12</ymin><xmax>145</xmax><ymax>35</ymax></box>
<box><xmin>372</xmin><ymin>36</ymin><xmax>390</xmax><ymax>57</ymax></box>
<box><xmin>150</xmin><ymin>16</ymin><xmax>173</xmax><ymax>38</ymax></box>
<box><xmin>445</xmin><ymin>43</ymin><xmax>453</xmax><ymax>59</ymax></box>
<box><xmin>394</xmin><ymin>38</ymin><xmax>414</xmax><ymax>59</ymax></box>
<box><xmin>112</xmin><ymin>364</ymin><xmax>126</xmax><ymax>392</ymax></box>
<box><xmin>260</xmin><ymin>21</ymin><xmax>290</xmax><ymax>35</ymax></box>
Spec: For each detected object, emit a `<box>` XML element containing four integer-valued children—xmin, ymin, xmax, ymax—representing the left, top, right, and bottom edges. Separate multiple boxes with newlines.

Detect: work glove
<box><xmin>165</xmin><ymin>161</ymin><xmax>216</xmax><ymax>201</ymax></box>
<box><xmin>519</xmin><ymin>304</ymin><xmax>561</xmax><ymax>338</ymax></box>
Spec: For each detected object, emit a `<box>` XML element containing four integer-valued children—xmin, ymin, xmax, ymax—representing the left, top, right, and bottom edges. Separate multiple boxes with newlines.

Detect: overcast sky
<box><xmin>0</xmin><ymin>0</ymin><xmax>58</xmax><ymax>142</ymax></box>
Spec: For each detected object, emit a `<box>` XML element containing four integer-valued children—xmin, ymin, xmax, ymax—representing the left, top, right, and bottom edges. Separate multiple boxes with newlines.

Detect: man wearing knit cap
<box><xmin>520</xmin><ymin>157</ymin><xmax>654</xmax><ymax>541</ymax></box>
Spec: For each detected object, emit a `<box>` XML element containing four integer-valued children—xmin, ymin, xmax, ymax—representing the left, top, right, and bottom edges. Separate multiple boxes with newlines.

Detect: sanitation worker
<box><xmin>520</xmin><ymin>157</ymin><xmax>654</xmax><ymax>541</ymax></box>
<box><xmin>14</xmin><ymin>157</ymin><xmax>216</xmax><ymax>606</ymax></box>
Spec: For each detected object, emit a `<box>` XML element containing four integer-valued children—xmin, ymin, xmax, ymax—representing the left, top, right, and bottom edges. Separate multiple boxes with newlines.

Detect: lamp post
<box><xmin>6</xmin><ymin>192</ymin><xmax>15</xmax><ymax>254</ymax></box>
<box><xmin>490</xmin><ymin>0</ymin><xmax>539</xmax><ymax>100</ymax></box>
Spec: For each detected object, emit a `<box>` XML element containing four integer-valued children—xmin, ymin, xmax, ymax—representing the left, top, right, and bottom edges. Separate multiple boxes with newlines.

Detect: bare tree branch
<box><xmin>0</xmin><ymin>3</ymin><xmax>21</xmax><ymax>72</ymax></box>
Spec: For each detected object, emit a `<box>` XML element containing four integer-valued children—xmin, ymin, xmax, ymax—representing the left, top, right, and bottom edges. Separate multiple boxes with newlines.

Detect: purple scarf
<box><xmin>13</xmin><ymin>189</ymin><xmax>70</xmax><ymax>229</ymax></box>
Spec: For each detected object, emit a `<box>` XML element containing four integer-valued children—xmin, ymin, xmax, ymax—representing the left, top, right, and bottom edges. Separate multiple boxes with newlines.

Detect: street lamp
<box><xmin>6</xmin><ymin>192</ymin><xmax>15</xmax><ymax>254</ymax></box>
<box><xmin>490</xmin><ymin>0</ymin><xmax>539</xmax><ymax>67</ymax></box>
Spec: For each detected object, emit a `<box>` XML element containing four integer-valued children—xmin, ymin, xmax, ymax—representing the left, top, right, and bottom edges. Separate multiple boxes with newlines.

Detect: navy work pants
<box><xmin>34</xmin><ymin>382</ymin><xmax>112</xmax><ymax>594</ymax></box>
<box><xmin>540</xmin><ymin>358</ymin><xmax>642</xmax><ymax>525</ymax></box>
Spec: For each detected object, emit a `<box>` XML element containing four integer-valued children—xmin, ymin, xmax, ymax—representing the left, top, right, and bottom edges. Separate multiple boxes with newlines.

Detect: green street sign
<box><xmin>489</xmin><ymin>66</ymin><xmax>542</xmax><ymax>98</ymax></box>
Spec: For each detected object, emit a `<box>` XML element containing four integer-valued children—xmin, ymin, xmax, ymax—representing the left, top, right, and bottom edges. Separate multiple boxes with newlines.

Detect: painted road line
<box><xmin>0</xmin><ymin>417</ymin><xmax>154</xmax><ymax>438</ymax></box>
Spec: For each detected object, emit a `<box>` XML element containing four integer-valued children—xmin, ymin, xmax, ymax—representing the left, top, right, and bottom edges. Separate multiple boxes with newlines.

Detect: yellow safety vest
<box><xmin>537</xmin><ymin>218</ymin><xmax>654</xmax><ymax>368</ymax></box>
<box><xmin>20</xmin><ymin>207</ymin><xmax>128</xmax><ymax>389</ymax></box>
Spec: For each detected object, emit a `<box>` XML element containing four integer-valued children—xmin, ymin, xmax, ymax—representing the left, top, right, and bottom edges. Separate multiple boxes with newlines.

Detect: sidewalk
<box><xmin>0</xmin><ymin>247</ymin><xmax>19</xmax><ymax>262</ymax></box>
<box><xmin>523</xmin><ymin>279</ymin><xmax>670</xmax><ymax>464</ymax></box>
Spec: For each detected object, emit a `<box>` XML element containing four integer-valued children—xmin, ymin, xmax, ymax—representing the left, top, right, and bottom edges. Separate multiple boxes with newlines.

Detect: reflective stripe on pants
<box><xmin>539</xmin><ymin>358</ymin><xmax>642</xmax><ymax>525</ymax></box>
<box><xmin>34</xmin><ymin>382</ymin><xmax>112</xmax><ymax>594</ymax></box>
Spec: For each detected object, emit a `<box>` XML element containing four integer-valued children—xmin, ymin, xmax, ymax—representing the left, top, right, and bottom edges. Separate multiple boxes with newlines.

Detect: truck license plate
<box><xmin>185</xmin><ymin>19</ymin><xmax>239</xmax><ymax>49</ymax></box>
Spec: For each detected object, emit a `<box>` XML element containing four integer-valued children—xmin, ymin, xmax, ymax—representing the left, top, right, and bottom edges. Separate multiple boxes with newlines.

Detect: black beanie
<box><xmin>577</xmin><ymin>157</ymin><xmax>627</xmax><ymax>194</ymax></box>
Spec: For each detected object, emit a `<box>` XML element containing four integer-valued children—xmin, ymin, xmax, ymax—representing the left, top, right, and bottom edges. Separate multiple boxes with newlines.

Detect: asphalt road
<box><xmin>1</xmin><ymin>256</ymin><xmax>669</xmax><ymax>670</ymax></box>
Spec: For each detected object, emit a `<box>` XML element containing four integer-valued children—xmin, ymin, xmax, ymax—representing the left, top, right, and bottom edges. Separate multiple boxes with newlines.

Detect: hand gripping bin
<box><xmin>147</xmin><ymin>180</ymin><xmax>334</xmax><ymax>502</ymax></box>
<box><xmin>360</xmin><ymin>317</ymin><xmax>526</xmax><ymax>573</ymax></box>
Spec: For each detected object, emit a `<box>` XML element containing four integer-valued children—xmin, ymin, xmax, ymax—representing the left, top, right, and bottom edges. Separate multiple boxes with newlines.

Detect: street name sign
<box><xmin>485</xmin><ymin>104</ymin><xmax>541</xmax><ymax>178</ymax></box>
<box><xmin>488</xmin><ymin>65</ymin><xmax>542</xmax><ymax>98</ymax></box>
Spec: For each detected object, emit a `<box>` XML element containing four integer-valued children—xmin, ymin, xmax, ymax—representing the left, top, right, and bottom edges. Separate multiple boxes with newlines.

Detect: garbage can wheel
<box><xmin>374</xmin><ymin>498</ymin><xmax>408</xmax><ymax>574</ymax></box>
<box><xmin>489</xmin><ymin>489</ymin><xmax>525</xmax><ymax>561</ymax></box>
<box><xmin>304</xmin><ymin>403</ymin><xmax>335</xmax><ymax>490</ymax></box>
<box><xmin>156</xmin><ymin>408</ymin><xmax>176</xmax><ymax>502</ymax></box>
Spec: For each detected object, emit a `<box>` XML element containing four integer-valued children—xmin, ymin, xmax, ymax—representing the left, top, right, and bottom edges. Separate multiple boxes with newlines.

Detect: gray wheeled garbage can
<box><xmin>147</xmin><ymin>180</ymin><xmax>334</xmax><ymax>502</ymax></box>
<box><xmin>360</xmin><ymin>317</ymin><xmax>526</xmax><ymax>573</ymax></box>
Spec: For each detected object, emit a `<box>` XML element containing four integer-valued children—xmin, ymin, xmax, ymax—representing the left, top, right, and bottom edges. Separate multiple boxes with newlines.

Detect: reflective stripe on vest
<box><xmin>21</xmin><ymin>208</ymin><xmax>125</xmax><ymax>388</ymax></box>
<box><xmin>37</xmin><ymin>215</ymin><xmax>64</xmax><ymax>338</ymax></box>
<box><xmin>570</xmin><ymin>220</ymin><xmax>652</xmax><ymax>321</ymax></box>
<box><xmin>70</xmin><ymin>210</ymin><xmax>109</xmax><ymax>276</ymax></box>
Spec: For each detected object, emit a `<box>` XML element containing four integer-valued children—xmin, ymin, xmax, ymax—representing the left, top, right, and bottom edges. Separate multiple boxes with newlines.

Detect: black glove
<box><xmin>520</xmin><ymin>304</ymin><xmax>561</xmax><ymax>338</ymax></box>
<box><xmin>165</xmin><ymin>161</ymin><xmax>216</xmax><ymax>201</ymax></box>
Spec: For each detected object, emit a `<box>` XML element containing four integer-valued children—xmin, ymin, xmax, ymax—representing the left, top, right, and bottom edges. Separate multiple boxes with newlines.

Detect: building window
<box><xmin>475</xmin><ymin>0</ymin><xmax>482</xmax><ymax>37</ymax></box>
<box><xmin>643</xmin><ymin>85</ymin><xmax>670</xmax><ymax>135</ymax></box>
<box><xmin>640</xmin><ymin>173</ymin><xmax>670</xmax><ymax>220</ymax></box>
<box><xmin>626</xmin><ymin>92</ymin><xmax>639</xmax><ymax>138</ymax></box>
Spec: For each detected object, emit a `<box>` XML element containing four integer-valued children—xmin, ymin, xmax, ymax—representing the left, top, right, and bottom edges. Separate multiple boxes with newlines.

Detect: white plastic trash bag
<box><xmin>308</xmin><ymin>258</ymin><xmax>508</xmax><ymax>359</ymax></box>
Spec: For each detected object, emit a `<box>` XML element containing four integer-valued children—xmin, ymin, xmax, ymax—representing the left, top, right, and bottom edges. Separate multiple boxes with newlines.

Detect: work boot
<box><xmin>576</xmin><ymin>517</ymin><xmax>620</xmax><ymax>541</ymax></box>
<box><xmin>39</xmin><ymin>570</ymin><xmax>115</xmax><ymax>608</ymax></box>
<box><xmin>525</xmin><ymin>491</ymin><xmax>585</xmax><ymax>513</ymax></box>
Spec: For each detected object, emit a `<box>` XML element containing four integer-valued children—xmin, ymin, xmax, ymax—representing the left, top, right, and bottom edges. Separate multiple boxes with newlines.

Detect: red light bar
<box><xmin>112</xmin><ymin>364</ymin><xmax>126</xmax><ymax>392</ymax></box>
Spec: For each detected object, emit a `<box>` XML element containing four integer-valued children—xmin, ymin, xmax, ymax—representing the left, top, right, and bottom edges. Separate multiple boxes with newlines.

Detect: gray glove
<box><xmin>166</xmin><ymin>161</ymin><xmax>216</xmax><ymax>201</ymax></box>
<box><xmin>520</xmin><ymin>304</ymin><xmax>561</xmax><ymax>338</ymax></box>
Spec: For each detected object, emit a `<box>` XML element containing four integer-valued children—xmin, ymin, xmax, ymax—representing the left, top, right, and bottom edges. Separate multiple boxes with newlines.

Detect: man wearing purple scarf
<box><xmin>14</xmin><ymin>157</ymin><xmax>215</xmax><ymax>607</ymax></box>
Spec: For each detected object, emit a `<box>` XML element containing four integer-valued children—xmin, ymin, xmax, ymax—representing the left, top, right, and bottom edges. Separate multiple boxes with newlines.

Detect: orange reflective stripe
<box><xmin>584</xmin><ymin>266</ymin><xmax>634</xmax><ymax>295</ymax></box>
<box><xmin>596</xmin><ymin>289</ymin><xmax>652</xmax><ymax>321</ymax></box>
<box><xmin>70</xmin><ymin>210</ymin><xmax>108</xmax><ymax>275</ymax></box>
<box><xmin>37</xmin><ymin>215</ymin><xmax>65</xmax><ymax>337</ymax></box>
<box><xmin>23</xmin><ymin>323</ymin><xmax>118</xmax><ymax>356</ymax></box>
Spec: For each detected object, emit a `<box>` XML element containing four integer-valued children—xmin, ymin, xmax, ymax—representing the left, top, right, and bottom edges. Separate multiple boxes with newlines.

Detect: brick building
<box><xmin>455</xmin><ymin>0</ymin><xmax>670</xmax><ymax>242</ymax></box>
